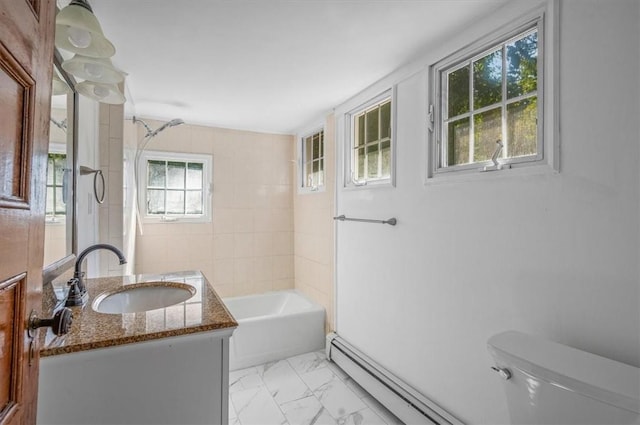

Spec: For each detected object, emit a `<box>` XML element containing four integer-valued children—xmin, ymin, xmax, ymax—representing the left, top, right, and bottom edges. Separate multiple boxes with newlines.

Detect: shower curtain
<box><xmin>122</xmin><ymin>128</ymin><xmax>137</xmax><ymax>275</ymax></box>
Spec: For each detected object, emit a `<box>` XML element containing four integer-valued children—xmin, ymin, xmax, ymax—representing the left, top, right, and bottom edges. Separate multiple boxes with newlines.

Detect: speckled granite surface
<box><xmin>40</xmin><ymin>270</ymin><xmax>237</xmax><ymax>357</ymax></box>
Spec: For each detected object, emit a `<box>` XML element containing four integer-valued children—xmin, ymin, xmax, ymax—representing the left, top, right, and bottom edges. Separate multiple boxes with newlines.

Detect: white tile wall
<box><xmin>132</xmin><ymin>119</ymin><xmax>296</xmax><ymax>297</ymax></box>
<box><xmin>293</xmin><ymin>114</ymin><xmax>336</xmax><ymax>332</ymax></box>
<box><xmin>98</xmin><ymin>103</ymin><xmax>125</xmax><ymax>277</ymax></box>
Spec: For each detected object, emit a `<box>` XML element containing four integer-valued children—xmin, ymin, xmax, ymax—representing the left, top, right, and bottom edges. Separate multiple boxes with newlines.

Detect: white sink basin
<box><xmin>92</xmin><ymin>282</ymin><xmax>196</xmax><ymax>314</ymax></box>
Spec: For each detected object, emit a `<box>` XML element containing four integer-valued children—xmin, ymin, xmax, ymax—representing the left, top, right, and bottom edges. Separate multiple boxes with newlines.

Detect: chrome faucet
<box><xmin>65</xmin><ymin>244</ymin><xmax>127</xmax><ymax>307</ymax></box>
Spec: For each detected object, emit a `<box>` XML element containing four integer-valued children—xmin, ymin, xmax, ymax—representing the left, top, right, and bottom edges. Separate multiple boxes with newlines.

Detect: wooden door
<box><xmin>0</xmin><ymin>0</ymin><xmax>56</xmax><ymax>424</ymax></box>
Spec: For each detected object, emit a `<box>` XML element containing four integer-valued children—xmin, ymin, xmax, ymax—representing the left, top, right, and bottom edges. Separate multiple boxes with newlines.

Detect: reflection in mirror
<box><xmin>44</xmin><ymin>63</ymin><xmax>75</xmax><ymax>272</ymax></box>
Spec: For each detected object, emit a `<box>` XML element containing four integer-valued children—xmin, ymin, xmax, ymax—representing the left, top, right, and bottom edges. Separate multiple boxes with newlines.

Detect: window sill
<box><xmin>297</xmin><ymin>185</ymin><xmax>326</xmax><ymax>195</ymax></box>
<box><xmin>426</xmin><ymin>161</ymin><xmax>557</xmax><ymax>186</ymax></box>
<box><xmin>344</xmin><ymin>178</ymin><xmax>395</xmax><ymax>191</ymax></box>
<box><xmin>142</xmin><ymin>215</ymin><xmax>212</xmax><ymax>224</ymax></box>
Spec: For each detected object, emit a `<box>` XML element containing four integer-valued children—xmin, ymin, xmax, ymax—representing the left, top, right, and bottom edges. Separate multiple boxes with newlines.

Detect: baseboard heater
<box><xmin>326</xmin><ymin>333</ymin><xmax>463</xmax><ymax>425</ymax></box>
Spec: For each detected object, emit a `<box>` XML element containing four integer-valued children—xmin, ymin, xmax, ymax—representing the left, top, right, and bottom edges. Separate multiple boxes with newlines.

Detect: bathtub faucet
<box><xmin>65</xmin><ymin>244</ymin><xmax>127</xmax><ymax>307</ymax></box>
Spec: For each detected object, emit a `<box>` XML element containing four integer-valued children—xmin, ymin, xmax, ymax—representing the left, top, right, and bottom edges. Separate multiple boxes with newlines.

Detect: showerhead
<box><xmin>152</xmin><ymin>118</ymin><xmax>184</xmax><ymax>136</ymax></box>
<box><xmin>133</xmin><ymin>116</ymin><xmax>184</xmax><ymax>139</ymax></box>
<box><xmin>167</xmin><ymin>118</ymin><xmax>185</xmax><ymax>127</ymax></box>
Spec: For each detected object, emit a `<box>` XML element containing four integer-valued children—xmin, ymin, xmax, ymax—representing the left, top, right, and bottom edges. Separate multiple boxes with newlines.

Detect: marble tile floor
<box><xmin>229</xmin><ymin>350</ymin><xmax>403</xmax><ymax>425</ymax></box>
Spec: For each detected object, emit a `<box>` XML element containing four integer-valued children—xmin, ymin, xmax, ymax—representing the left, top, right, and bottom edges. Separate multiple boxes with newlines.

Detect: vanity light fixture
<box><xmin>52</xmin><ymin>73</ymin><xmax>70</xmax><ymax>96</ymax></box>
<box><xmin>76</xmin><ymin>80</ymin><xmax>125</xmax><ymax>104</ymax></box>
<box><xmin>55</xmin><ymin>0</ymin><xmax>115</xmax><ymax>58</ymax></box>
<box><xmin>55</xmin><ymin>0</ymin><xmax>127</xmax><ymax>104</ymax></box>
<box><xmin>62</xmin><ymin>54</ymin><xmax>125</xmax><ymax>84</ymax></box>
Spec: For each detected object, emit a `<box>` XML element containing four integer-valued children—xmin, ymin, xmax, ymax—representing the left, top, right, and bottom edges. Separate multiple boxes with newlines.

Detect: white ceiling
<box><xmin>87</xmin><ymin>0</ymin><xmax>509</xmax><ymax>134</ymax></box>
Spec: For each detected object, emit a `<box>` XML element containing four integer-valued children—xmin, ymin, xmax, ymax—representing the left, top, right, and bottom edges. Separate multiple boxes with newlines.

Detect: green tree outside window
<box><xmin>443</xmin><ymin>28</ymin><xmax>538</xmax><ymax>168</ymax></box>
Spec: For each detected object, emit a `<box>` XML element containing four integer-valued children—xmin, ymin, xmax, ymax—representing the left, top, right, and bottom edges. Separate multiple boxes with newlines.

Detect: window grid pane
<box><xmin>447</xmin><ymin>65</ymin><xmax>470</xmax><ymax>118</ymax></box>
<box><xmin>353</xmin><ymin>99</ymin><xmax>391</xmax><ymax>182</ymax></box>
<box><xmin>166</xmin><ymin>190</ymin><xmax>185</xmax><ymax>214</ymax></box>
<box><xmin>305</xmin><ymin>136</ymin><xmax>313</xmax><ymax>163</ymax></box>
<box><xmin>447</xmin><ymin>118</ymin><xmax>471</xmax><ymax>166</ymax></box>
<box><xmin>47</xmin><ymin>156</ymin><xmax>54</xmax><ymax>185</ymax></box>
<box><xmin>365</xmin><ymin>109</ymin><xmax>379</xmax><ymax>144</ymax></box>
<box><xmin>146</xmin><ymin>159</ymin><xmax>204</xmax><ymax>217</ymax></box>
<box><xmin>507</xmin><ymin>96</ymin><xmax>538</xmax><ymax>157</ymax></box>
<box><xmin>186</xmin><ymin>162</ymin><xmax>203</xmax><ymax>189</ymax></box>
<box><xmin>507</xmin><ymin>31</ymin><xmax>538</xmax><ymax>99</ymax></box>
<box><xmin>301</xmin><ymin>130</ymin><xmax>325</xmax><ymax>188</ymax></box>
<box><xmin>148</xmin><ymin>160</ymin><xmax>166</xmax><ymax>188</ymax></box>
<box><xmin>46</xmin><ymin>187</ymin><xmax>54</xmax><ymax>214</ymax></box>
<box><xmin>473</xmin><ymin>107</ymin><xmax>502</xmax><ymax>163</ymax></box>
<box><xmin>305</xmin><ymin>161</ymin><xmax>313</xmax><ymax>187</ymax></box>
<box><xmin>312</xmin><ymin>133</ymin><xmax>320</xmax><ymax>159</ymax></box>
<box><xmin>46</xmin><ymin>153</ymin><xmax>67</xmax><ymax>217</ymax></box>
<box><xmin>441</xmin><ymin>27</ymin><xmax>539</xmax><ymax>169</ymax></box>
<box><xmin>147</xmin><ymin>189</ymin><xmax>165</xmax><ymax>214</ymax></box>
<box><xmin>473</xmin><ymin>48</ymin><xmax>503</xmax><ymax>110</ymax></box>
<box><xmin>357</xmin><ymin>148</ymin><xmax>365</xmax><ymax>180</ymax></box>
<box><xmin>54</xmin><ymin>187</ymin><xmax>65</xmax><ymax>214</ymax></box>
<box><xmin>317</xmin><ymin>159</ymin><xmax>324</xmax><ymax>186</ymax></box>
<box><xmin>167</xmin><ymin>161</ymin><xmax>186</xmax><ymax>189</ymax></box>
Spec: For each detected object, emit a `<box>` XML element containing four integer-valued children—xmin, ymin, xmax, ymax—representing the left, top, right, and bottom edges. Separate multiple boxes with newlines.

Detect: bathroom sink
<box><xmin>92</xmin><ymin>282</ymin><xmax>196</xmax><ymax>314</ymax></box>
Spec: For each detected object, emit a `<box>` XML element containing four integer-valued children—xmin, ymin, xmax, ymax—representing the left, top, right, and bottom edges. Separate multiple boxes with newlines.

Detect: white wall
<box><xmin>333</xmin><ymin>1</ymin><xmax>640</xmax><ymax>423</ymax></box>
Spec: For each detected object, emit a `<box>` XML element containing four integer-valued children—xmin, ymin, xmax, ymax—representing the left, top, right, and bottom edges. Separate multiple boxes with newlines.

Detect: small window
<box><xmin>300</xmin><ymin>129</ymin><xmax>324</xmax><ymax>190</ymax></box>
<box><xmin>347</xmin><ymin>91</ymin><xmax>393</xmax><ymax>186</ymax></box>
<box><xmin>46</xmin><ymin>152</ymin><xmax>68</xmax><ymax>221</ymax></box>
<box><xmin>432</xmin><ymin>19</ymin><xmax>542</xmax><ymax>174</ymax></box>
<box><xmin>138</xmin><ymin>151</ymin><xmax>212</xmax><ymax>222</ymax></box>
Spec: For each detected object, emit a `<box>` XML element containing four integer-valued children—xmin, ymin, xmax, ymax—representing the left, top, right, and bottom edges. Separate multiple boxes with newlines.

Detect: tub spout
<box><xmin>65</xmin><ymin>244</ymin><xmax>127</xmax><ymax>307</ymax></box>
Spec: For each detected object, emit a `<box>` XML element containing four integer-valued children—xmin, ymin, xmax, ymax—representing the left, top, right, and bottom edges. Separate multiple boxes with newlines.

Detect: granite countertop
<box><xmin>40</xmin><ymin>270</ymin><xmax>237</xmax><ymax>357</ymax></box>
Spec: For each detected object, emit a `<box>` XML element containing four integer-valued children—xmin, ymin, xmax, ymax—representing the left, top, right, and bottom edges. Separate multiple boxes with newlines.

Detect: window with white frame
<box><xmin>348</xmin><ymin>92</ymin><xmax>393</xmax><ymax>185</ymax></box>
<box><xmin>138</xmin><ymin>150</ymin><xmax>212</xmax><ymax>222</ymax></box>
<box><xmin>431</xmin><ymin>18</ymin><xmax>542</xmax><ymax>174</ymax></box>
<box><xmin>46</xmin><ymin>152</ymin><xmax>67</xmax><ymax>220</ymax></box>
<box><xmin>301</xmin><ymin>129</ymin><xmax>324</xmax><ymax>190</ymax></box>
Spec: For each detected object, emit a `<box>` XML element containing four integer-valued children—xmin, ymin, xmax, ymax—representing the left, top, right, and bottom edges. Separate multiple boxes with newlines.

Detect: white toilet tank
<box><xmin>488</xmin><ymin>331</ymin><xmax>640</xmax><ymax>425</ymax></box>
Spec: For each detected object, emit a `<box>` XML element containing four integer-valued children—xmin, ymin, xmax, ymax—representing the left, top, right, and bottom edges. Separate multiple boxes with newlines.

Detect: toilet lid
<box><xmin>488</xmin><ymin>330</ymin><xmax>640</xmax><ymax>414</ymax></box>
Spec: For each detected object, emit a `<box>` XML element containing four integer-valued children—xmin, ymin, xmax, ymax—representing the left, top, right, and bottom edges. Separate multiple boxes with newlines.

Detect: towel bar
<box><xmin>333</xmin><ymin>215</ymin><xmax>397</xmax><ymax>226</ymax></box>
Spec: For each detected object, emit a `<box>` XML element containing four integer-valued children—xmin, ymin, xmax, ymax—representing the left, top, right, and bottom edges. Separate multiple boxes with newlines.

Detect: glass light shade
<box><xmin>66</xmin><ymin>26</ymin><xmax>92</xmax><ymax>48</ymax></box>
<box><xmin>52</xmin><ymin>73</ymin><xmax>70</xmax><ymax>96</ymax></box>
<box><xmin>55</xmin><ymin>1</ymin><xmax>115</xmax><ymax>58</ymax></box>
<box><xmin>62</xmin><ymin>55</ymin><xmax>124</xmax><ymax>84</ymax></box>
<box><xmin>77</xmin><ymin>81</ymin><xmax>125</xmax><ymax>104</ymax></box>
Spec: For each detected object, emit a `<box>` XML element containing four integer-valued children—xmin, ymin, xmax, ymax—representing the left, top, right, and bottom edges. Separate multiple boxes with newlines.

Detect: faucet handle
<box><xmin>65</xmin><ymin>277</ymin><xmax>88</xmax><ymax>307</ymax></box>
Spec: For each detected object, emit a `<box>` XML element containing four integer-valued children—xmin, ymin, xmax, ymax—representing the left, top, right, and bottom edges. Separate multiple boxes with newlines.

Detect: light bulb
<box><xmin>84</xmin><ymin>63</ymin><xmax>103</xmax><ymax>79</ymax></box>
<box><xmin>67</xmin><ymin>27</ymin><xmax>92</xmax><ymax>49</ymax></box>
<box><xmin>92</xmin><ymin>85</ymin><xmax>109</xmax><ymax>98</ymax></box>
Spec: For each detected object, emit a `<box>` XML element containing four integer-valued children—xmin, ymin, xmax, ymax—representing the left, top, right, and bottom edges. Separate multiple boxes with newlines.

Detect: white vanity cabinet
<box><xmin>37</xmin><ymin>271</ymin><xmax>237</xmax><ymax>425</ymax></box>
<box><xmin>38</xmin><ymin>330</ymin><xmax>233</xmax><ymax>424</ymax></box>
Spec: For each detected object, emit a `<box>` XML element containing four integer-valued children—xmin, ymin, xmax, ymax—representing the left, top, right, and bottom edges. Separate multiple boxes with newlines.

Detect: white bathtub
<box><xmin>223</xmin><ymin>290</ymin><xmax>325</xmax><ymax>370</ymax></box>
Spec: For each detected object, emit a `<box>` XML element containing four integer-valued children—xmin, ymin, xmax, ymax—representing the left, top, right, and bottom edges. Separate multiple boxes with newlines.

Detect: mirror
<box><xmin>43</xmin><ymin>52</ymin><xmax>77</xmax><ymax>282</ymax></box>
